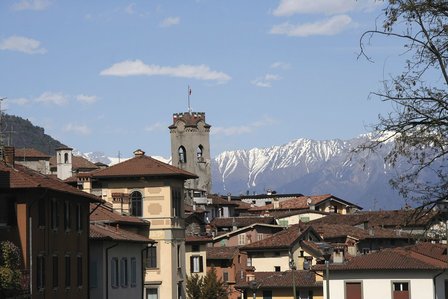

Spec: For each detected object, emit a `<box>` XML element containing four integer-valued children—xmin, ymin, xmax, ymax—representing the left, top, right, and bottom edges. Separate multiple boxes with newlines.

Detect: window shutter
<box><xmin>199</xmin><ymin>256</ymin><xmax>203</xmax><ymax>272</ymax></box>
<box><xmin>190</xmin><ymin>256</ymin><xmax>194</xmax><ymax>273</ymax></box>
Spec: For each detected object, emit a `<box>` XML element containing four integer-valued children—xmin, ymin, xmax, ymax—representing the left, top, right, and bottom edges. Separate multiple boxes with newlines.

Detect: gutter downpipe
<box><xmin>432</xmin><ymin>269</ymin><xmax>445</xmax><ymax>299</ymax></box>
<box><xmin>105</xmin><ymin>242</ymin><xmax>119</xmax><ymax>299</ymax></box>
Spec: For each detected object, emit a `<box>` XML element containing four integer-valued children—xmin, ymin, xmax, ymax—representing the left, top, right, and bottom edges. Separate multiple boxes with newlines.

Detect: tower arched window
<box><xmin>64</xmin><ymin>153</ymin><xmax>69</xmax><ymax>163</ymax></box>
<box><xmin>178</xmin><ymin>146</ymin><xmax>187</xmax><ymax>163</ymax></box>
<box><xmin>130</xmin><ymin>191</ymin><xmax>142</xmax><ymax>217</ymax></box>
<box><xmin>196</xmin><ymin>145</ymin><xmax>203</xmax><ymax>159</ymax></box>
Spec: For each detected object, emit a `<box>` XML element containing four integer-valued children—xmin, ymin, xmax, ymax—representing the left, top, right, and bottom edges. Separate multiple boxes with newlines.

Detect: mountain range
<box><xmin>2</xmin><ymin>113</ymin><xmax>406</xmax><ymax>210</ymax></box>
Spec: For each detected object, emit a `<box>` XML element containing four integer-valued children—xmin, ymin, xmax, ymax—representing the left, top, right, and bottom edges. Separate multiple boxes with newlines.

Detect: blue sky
<box><xmin>0</xmin><ymin>0</ymin><xmax>404</xmax><ymax>158</ymax></box>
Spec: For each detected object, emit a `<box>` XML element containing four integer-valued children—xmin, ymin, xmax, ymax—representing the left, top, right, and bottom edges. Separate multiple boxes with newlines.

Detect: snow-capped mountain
<box><xmin>211</xmin><ymin>135</ymin><xmax>405</xmax><ymax>210</ymax></box>
<box><xmin>81</xmin><ymin>134</ymin><xmax>408</xmax><ymax>210</ymax></box>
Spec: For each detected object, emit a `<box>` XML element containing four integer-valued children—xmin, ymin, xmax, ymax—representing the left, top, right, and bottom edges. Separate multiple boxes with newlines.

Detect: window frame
<box><xmin>52</xmin><ymin>255</ymin><xmax>58</xmax><ymax>289</ymax></box>
<box><xmin>130</xmin><ymin>257</ymin><xmax>137</xmax><ymax>287</ymax></box>
<box><xmin>120</xmin><ymin>257</ymin><xmax>128</xmax><ymax>288</ymax></box>
<box><xmin>391</xmin><ymin>281</ymin><xmax>410</xmax><ymax>299</ymax></box>
<box><xmin>37</xmin><ymin>254</ymin><xmax>45</xmax><ymax>291</ymax></box>
<box><xmin>111</xmin><ymin>257</ymin><xmax>119</xmax><ymax>288</ymax></box>
<box><xmin>190</xmin><ymin>255</ymin><xmax>203</xmax><ymax>273</ymax></box>
<box><xmin>130</xmin><ymin>191</ymin><xmax>143</xmax><ymax>217</ymax></box>
<box><xmin>65</xmin><ymin>255</ymin><xmax>71</xmax><ymax>289</ymax></box>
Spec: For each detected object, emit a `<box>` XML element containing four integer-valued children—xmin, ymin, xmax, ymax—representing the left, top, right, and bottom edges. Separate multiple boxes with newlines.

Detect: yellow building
<box><xmin>78</xmin><ymin>149</ymin><xmax>197</xmax><ymax>299</ymax></box>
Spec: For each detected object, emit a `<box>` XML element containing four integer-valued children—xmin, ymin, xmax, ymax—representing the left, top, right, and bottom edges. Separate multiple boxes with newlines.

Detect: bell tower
<box><xmin>169</xmin><ymin>111</ymin><xmax>212</xmax><ymax>197</ymax></box>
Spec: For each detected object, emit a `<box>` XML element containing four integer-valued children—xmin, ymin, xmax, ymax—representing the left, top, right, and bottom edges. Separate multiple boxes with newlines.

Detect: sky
<box><xmin>0</xmin><ymin>0</ymin><xmax>406</xmax><ymax>158</ymax></box>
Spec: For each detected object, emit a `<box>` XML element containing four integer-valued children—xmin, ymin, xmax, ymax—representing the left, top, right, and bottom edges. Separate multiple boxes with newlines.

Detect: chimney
<box><xmin>133</xmin><ymin>149</ymin><xmax>145</xmax><ymax>157</ymax></box>
<box><xmin>3</xmin><ymin>146</ymin><xmax>15</xmax><ymax>166</ymax></box>
<box><xmin>227</xmin><ymin>193</ymin><xmax>231</xmax><ymax>202</ymax></box>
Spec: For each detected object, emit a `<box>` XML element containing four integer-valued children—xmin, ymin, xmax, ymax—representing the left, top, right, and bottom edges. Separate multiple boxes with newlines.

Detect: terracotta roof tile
<box><xmin>89</xmin><ymin>203</ymin><xmax>148</xmax><ymax>225</ymax></box>
<box><xmin>207</xmin><ymin>195</ymin><xmax>238</xmax><ymax>206</ymax></box>
<box><xmin>206</xmin><ymin>246</ymin><xmax>239</xmax><ymax>260</ymax></box>
<box><xmin>90</xmin><ymin>153</ymin><xmax>197</xmax><ymax>179</ymax></box>
<box><xmin>250</xmin><ymin>194</ymin><xmax>362</xmax><ymax>212</ymax></box>
<box><xmin>210</xmin><ymin>216</ymin><xmax>276</xmax><ymax>228</ymax></box>
<box><xmin>90</xmin><ymin>224</ymin><xmax>154</xmax><ymax>243</ymax></box>
<box><xmin>308</xmin><ymin>223</ymin><xmax>414</xmax><ymax>240</ymax></box>
<box><xmin>14</xmin><ymin>148</ymin><xmax>50</xmax><ymax>159</ymax></box>
<box><xmin>235</xmin><ymin>271</ymin><xmax>321</xmax><ymax>289</ymax></box>
<box><xmin>49</xmin><ymin>155</ymin><xmax>99</xmax><ymax>171</ymax></box>
<box><xmin>313</xmin><ymin>243</ymin><xmax>447</xmax><ymax>271</ymax></box>
<box><xmin>0</xmin><ymin>161</ymin><xmax>101</xmax><ymax>202</ymax></box>
<box><xmin>241</xmin><ymin>224</ymin><xmax>309</xmax><ymax>250</ymax></box>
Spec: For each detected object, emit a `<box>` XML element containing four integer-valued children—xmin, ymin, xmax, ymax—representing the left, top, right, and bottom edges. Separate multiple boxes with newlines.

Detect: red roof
<box><xmin>313</xmin><ymin>243</ymin><xmax>447</xmax><ymax>271</ymax></box>
<box><xmin>14</xmin><ymin>148</ymin><xmax>50</xmax><ymax>159</ymax></box>
<box><xmin>210</xmin><ymin>216</ymin><xmax>276</xmax><ymax>228</ymax></box>
<box><xmin>206</xmin><ymin>246</ymin><xmax>239</xmax><ymax>260</ymax></box>
<box><xmin>49</xmin><ymin>155</ymin><xmax>99</xmax><ymax>171</ymax></box>
<box><xmin>0</xmin><ymin>161</ymin><xmax>101</xmax><ymax>202</ymax></box>
<box><xmin>235</xmin><ymin>270</ymin><xmax>321</xmax><ymax>289</ymax></box>
<box><xmin>250</xmin><ymin>194</ymin><xmax>361</xmax><ymax>212</ymax></box>
<box><xmin>90</xmin><ymin>152</ymin><xmax>197</xmax><ymax>179</ymax></box>
<box><xmin>90</xmin><ymin>224</ymin><xmax>154</xmax><ymax>243</ymax></box>
<box><xmin>90</xmin><ymin>203</ymin><xmax>148</xmax><ymax>225</ymax></box>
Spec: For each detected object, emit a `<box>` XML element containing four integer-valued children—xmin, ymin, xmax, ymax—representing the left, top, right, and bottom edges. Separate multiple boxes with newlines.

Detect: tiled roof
<box><xmin>90</xmin><ymin>224</ymin><xmax>154</xmax><ymax>243</ymax></box>
<box><xmin>186</xmin><ymin>235</ymin><xmax>213</xmax><ymax>243</ymax></box>
<box><xmin>241</xmin><ymin>224</ymin><xmax>310</xmax><ymax>250</ymax></box>
<box><xmin>90</xmin><ymin>153</ymin><xmax>197</xmax><ymax>179</ymax></box>
<box><xmin>308</xmin><ymin>223</ymin><xmax>414</xmax><ymax>240</ymax></box>
<box><xmin>309</xmin><ymin>209</ymin><xmax>435</xmax><ymax>228</ymax></box>
<box><xmin>250</xmin><ymin>194</ymin><xmax>361</xmax><ymax>212</ymax></box>
<box><xmin>235</xmin><ymin>271</ymin><xmax>321</xmax><ymax>289</ymax></box>
<box><xmin>206</xmin><ymin>246</ymin><xmax>239</xmax><ymax>260</ymax></box>
<box><xmin>233</xmin><ymin>200</ymin><xmax>252</xmax><ymax>210</ymax></box>
<box><xmin>14</xmin><ymin>148</ymin><xmax>50</xmax><ymax>159</ymax></box>
<box><xmin>207</xmin><ymin>195</ymin><xmax>238</xmax><ymax>206</ymax></box>
<box><xmin>0</xmin><ymin>161</ymin><xmax>101</xmax><ymax>202</ymax></box>
<box><xmin>210</xmin><ymin>216</ymin><xmax>276</xmax><ymax>228</ymax></box>
<box><xmin>267</xmin><ymin>209</ymin><xmax>329</xmax><ymax>219</ymax></box>
<box><xmin>89</xmin><ymin>203</ymin><xmax>148</xmax><ymax>225</ymax></box>
<box><xmin>49</xmin><ymin>155</ymin><xmax>99</xmax><ymax>171</ymax></box>
<box><xmin>313</xmin><ymin>243</ymin><xmax>447</xmax><ymax>271</ymax></box>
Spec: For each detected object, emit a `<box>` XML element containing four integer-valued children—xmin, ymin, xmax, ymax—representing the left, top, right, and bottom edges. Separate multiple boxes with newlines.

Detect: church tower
<box><xmin>56</xmin><ymin>146</ymin><xmax>73</xmax><ymax>180</ymax></box>
<box><xmin>169</xmin><ymin>111</ymin><xmax>212</xmax><ymax>197</ymax></box>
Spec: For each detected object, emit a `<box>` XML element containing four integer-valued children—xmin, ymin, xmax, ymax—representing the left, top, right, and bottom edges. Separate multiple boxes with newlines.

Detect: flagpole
<box><xmin>188</xmin><ymin>85</ymin><xmax>192</xmax><ymax>113</ymax></box>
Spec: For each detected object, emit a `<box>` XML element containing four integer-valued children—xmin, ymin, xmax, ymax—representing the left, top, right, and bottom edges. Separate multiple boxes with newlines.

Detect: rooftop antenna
<box><xmin>187</xmin><ymin>85</ymin><xmax>192</xmax><ymax>113</ymax></box>
<box><xmin>0</xmin><ymin>97</ymin><xmax>6</xmax><ymax>147</ymax></box>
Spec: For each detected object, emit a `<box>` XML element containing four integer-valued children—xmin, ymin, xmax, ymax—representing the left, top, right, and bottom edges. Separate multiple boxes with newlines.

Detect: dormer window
<box><xmin>178</xmin><ymin>146</ymin><xmax>186</xmax><ymax>163</ymax></box>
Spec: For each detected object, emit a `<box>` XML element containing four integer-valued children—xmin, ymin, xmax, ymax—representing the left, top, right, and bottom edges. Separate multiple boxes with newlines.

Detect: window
<box><xmin>64</xmin><ymin>201</ymin><xmax>71</xmax><ymax>231</ymax></box>
<box><xmin>345</xmin><ymin>282</ymin><xmax>362</xmax><ymax>299</ymax></box>
<box><xmin>52</xmin><ymin>255</ymin><xmax>58</xmax><ymax>288</ymax></box>
<box><xmin>146</xmin><ymin>288</ymin><xmax>158</xmax><ymax>299</ymax></box>
<box><xmin>177</xmin><ymin>245</ymin><xmax>181</xmax><ymax>268</ymax></box>
<box><xmin>76</xmin><ymin>204</ymin><xmax>83</xmax><ymax>232</ymax></box>
<box><xmin>77</xmin><ymin>255</ymin><xmax>83</xmax><ymax>287</ymax></box>
<box><xmin>196</xmin><ymin>145</ymin><xmax>203</xmax><ymax>159</ymax></box>
<box><xmin>0</xmin><ymin>196</ymin><xmax>15</xmax><ymax>226</ymax></box>
<box><xmin>257</xmin><ymin>233</ymin><xmax>264</xmax><ymax>241</ymax></box>
<box><xmin>172</xmin><ymin>188</ymin><xmax>182</xmax><ymax>217</ymax></box>
<box><xmin>178</xmin><ymin>146</ymin><xmax>187</xmax><ymax>163</ymax></box>
<box><xmin>274</xmin><ymin>266</ymin><xmax>281</xmax><ymax>272</ymax></box>
<box><xmin>64</xmin><ymin>153</ymin><xmax>69</xmax><ymax>163</ymax></box>
<box><xmin>38</xmin><ymin>200</ymin><xmax>46</xmax><ymax>227</ymax></box>
<box><xmin>111</xmin><ymin>258</ymin><xmax>119</xmax><ymax>288</ymax></box>
<box><xmin>190</xmin><ymin>256</ymin><xmax>203</xmax><ymax>273</ymax></box>
<box><xmin>37</xmin><ymin>255</ymin><xmax>45</xmax><ymax>290</ymax></box>
<box><xmin>130</xmin><ymin>191</ymin><xmax>143</xmax><ymax>217</ymax></box>
<box><xmin>147</xmin><ymin>246</ymin><xmax>157</xmax><ymax>268</ymax></box>
<box><xmin>65</xmin><ymin>255</ymin><xmax>71</xmax><ymax>288</ymax></box>
<box><xmin>130</xmin><ymin>258</ymin><xmax>137</xmax><ymax>287</ymax></box>
<box><xmin>238</xmin><ymin>234</ymin><xmax>246</xmax><ymax>245</ymax></box>
<box><xmin>247</xmin><ymin>257</ymin><xmax>252</xmax><ymax>267</ymax></box>
<box><xmin>392</xmin><ymin>282</ymin><xmax>409</xmax><ymax>299</ymax></box>
<box><xmin>51</xmin><ymin>200</ymin><xmax>58</xmax><ymax>230</ymax></box>
<box><xmin>120</xmin><ymin>258</ymin><xmax>128</xmax><ymax>287</ymax></box>
<box><xmin>223</xmin><ymin>271</ymin><xmax>229</xmax><ymax>282</ymax></box>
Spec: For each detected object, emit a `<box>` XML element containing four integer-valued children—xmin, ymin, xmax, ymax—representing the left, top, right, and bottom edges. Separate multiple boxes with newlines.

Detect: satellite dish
<box><xmin>307</xmin><ymin>198</ymin><xmax>312</xmax><ymax>205</ymax></box>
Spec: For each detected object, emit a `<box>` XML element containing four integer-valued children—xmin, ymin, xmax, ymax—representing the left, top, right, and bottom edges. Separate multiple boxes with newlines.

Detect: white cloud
<box><xmin>212</xmin><ymin>117</ymin><xmax>276</xmax><ymax>136</ymax></box>
<box><xmin>0</xmin><ymin>36</ymin><xmax>46</xmax><ymax>54</ymax></box>
<box><xmin>271</xmin><ymin>62</ymin><xmax>291</xmax><ymax>70</ymax></box>
<box><xmin>145</xmin><ymin>122</ymin><xmax>164</xmax><ymax>132</ymax></box>
<box><xmin>125</xmin><ymin>3</ymin><xmax>136</xmax><ymax>14</ymax></box>
<box><xmin>160</xmin><ymin>17</ymin><xmax>180</xmax><ymax>27</ymax></box>
<box><xmin>270</xmin><ymin>15</ymin><xmax>353</xmax><ymax>37</ymax></box>
<box><xmin>6</xmin><ymin>97</ymin><xmax>31</xmax><ymax>106</ymax></box>
<box><xmin>11</xmin><ymin>0</ymin><xmax>51</xmax><ymax>11</ymax></box>
<box><xmin>63</xmin><ymin>123</ymin><xmax>91</xmax><ymax>135</ymax></box>
<box><xmin>100</xmin><ymin>60</ymin><xmax>231</xmax><ymax>83</ymax></box>
<box><xmin>35</xmin><ymin>91</ymin><xmax>68</xmax><ymax>106</ymax></box>
<box><xmin>251</xmin><ymin>74</ymin><xmax>281</xmax><ymax>88</ymax></box>
<box><xmin>272</xmin><ymin>0</ymin><xmax>378</xmax><ymax>16</ymax></box>
<box><xmin>76</xmin><ymin>94</ymin><xmax>98</xmax><ymax>104</ymax></box>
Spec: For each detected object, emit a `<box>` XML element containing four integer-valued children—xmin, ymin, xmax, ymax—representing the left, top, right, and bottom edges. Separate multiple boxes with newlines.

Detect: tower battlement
<box><xmin>172</xmin><ymin>112</ymin><xmax>206</xmax><ymax>123</ymax></box>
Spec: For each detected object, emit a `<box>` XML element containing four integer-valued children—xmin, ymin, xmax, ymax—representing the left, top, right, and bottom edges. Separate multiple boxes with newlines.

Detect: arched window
<box><xmin>130</xmin><ymin>191</ymin><xmax>142</xmax><ymax>217</ymax></box>
<box><xmin>178</xmin><ymin>146</ymin><xmax>187</xmax><ymax>163</ymax></box>
<box><xmin>64</xmin><ymin>153</ymin><xmax>69</xmax><ymax>163</ymax></box>
<box><xmin>196</xmin><ymin>145</ymin><xmax>203</xmax><ymax>159</ymax></box>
